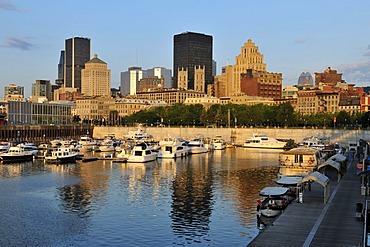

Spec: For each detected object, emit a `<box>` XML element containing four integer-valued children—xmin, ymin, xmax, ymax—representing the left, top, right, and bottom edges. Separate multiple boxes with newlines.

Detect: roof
<box><xmin>259</xmin><ymin>187</ymin><xmax>289</xmax><ymax>197</ymax></box>
<box><xmin>318</xmin><ymin>160</ymin><xmax>341</xmax><ymax>171</ymax></box>
<box><xmin>280</xmin><ymin>147</ymin><xmax>318</xmax><ymax>155</ymax></box>
<box><xmin>297</xmin><ymin>172</ymin><xmax>329</xmax><ymax>187</ymax></box>
<box><xmin>86</xmin><ymin>54</ymin><xmax>106</xmax><ymax>64</ymax></box>
<box><xmin>328</xmin><ymin>153</ymin><xmax>347</xmax><ymax>162</ymax></box>
<box><xmin>276</xmin><ymin>176</ymin><xmax>302</xmax><ymax>186</ymax></box>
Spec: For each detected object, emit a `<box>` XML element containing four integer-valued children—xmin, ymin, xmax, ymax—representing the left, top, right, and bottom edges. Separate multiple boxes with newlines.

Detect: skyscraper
<box><xmin>173</xmin><ymin>32</ymin><xmax>213</xmax><ymax>92</ymax></box>
<box><xmin>56</xmin><ymin>50</ymin><xmax>65</xmax><ymax>86</ymax></box>
<box><xmin>64</xmin><ymin>37</ymin><xmax>91</xmax><ymax>92</ymax></box>
<box><xmin>120</xmin><ymin>67</ymin><xmax>147</xmax><ymax>96</ymax></box>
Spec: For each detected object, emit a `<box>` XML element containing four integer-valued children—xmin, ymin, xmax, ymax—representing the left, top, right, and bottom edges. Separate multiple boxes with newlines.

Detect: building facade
<box><xmin>4</xmin><ymin>84</ymin><xmax>24</xmax><ymax>102</ymax></box>
<box><xmin>173</xmin><ymin>32</ymin><xmax>213</xmax><ymax>92</ymax></box>
<box><xmin>120</xmin><ymin>67</ymin><xmax>147</xmax><ymax>96</ymax></box>
<box><xmin>135</xmin><ymin>88</ymin><xmax>205</xmax><ymax>106</ymax></box>
<box><xmin>7</xmin><ymin>100</ymin><xmax>73</xmax><ymax>125</ymax></box>
<box><xmin>147</xmin><ymin>67</ymin><xmax>172</xmax><ymax>88</ymax></box>
<box><xmin>31</xmin><ymin>80</ymin><xmax>51</xmax><ymax>101</ymax></box>
<box><xmin>240</xmin><ymin>69</ymin><xmax>282</xmax><ymax>99</ymax></box>
<box><xmin>81</xmin><ymin>54</ymin><xmax>111</xmax><ymax>97</ymax></box>
<box><xmin>56</xmin><ymin>50</ymin><xmax>65</xmax><ymax>86</ymax></box>
<box><xmin>315</xmin><ymin>67</ymin><xmax>343</xmax><ymax>88</ymax></box>
<box><xmin>137</xmin><ymin>76</ymin><xmax>164</xmax><ymax>92</ymax></box>
<box><xmin>64</xmin><ymin>37</ymin><xmax>91</xmax><ymax>92</ymax></box>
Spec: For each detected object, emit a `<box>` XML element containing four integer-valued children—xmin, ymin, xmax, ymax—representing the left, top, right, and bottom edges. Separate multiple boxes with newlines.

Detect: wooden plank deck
<box><xmin>249</xmin><ymin>158</ymin><xmax>364</xmax><ymax>247</ymax></box>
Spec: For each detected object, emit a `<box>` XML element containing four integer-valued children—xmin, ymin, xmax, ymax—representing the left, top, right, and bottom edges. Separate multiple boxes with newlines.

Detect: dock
<box><xmin>248</xmin><ymin>157</ymin><xmax>364</xmax><ymax>246</ymax></box>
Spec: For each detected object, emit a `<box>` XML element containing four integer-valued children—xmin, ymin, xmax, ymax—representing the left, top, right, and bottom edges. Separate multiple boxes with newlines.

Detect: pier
<box><xmin>248</xmin><ymin>156</ymin><xmax>364</xmax><ymax>246</ymax></box>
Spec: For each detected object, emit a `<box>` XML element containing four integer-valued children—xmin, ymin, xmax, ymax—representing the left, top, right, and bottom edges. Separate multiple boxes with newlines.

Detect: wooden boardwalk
<box><xmin>249</xmin><ymin>158</ymin><xmax>364</xmax><ymax>247</ymax></box>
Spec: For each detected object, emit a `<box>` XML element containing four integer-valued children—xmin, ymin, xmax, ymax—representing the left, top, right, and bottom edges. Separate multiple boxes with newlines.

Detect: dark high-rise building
<box><xmin>56</xmin><ymin>50</ymin><xmax>65</xmax><ymax>86</ymax></box>
<box><xmin>64</xmin><ymin>37</ymin><xmax>91</xmax><ymax>92</ymax></box>
<box><xmin>173</xmin><ymin>32</ymin><xmax>213</xmax><ymax>92</ymax></box>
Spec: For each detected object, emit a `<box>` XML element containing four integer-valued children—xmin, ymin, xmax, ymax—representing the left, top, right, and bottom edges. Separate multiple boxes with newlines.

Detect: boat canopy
<box><xmin>297</xmin><ymin>171</ymin><xmax>330</xmax><ymax>203</ymax></box>
<box><xmin>328</xmin><ymin>153</ymin><xmax>347</xmax><ymax>162</ymax></box>
<box><xmin>318</xmin><ymin>160</ymin><xmax>341</xmax><ymax>172</ymax></box>
<box><xmin>259</xmin><ymin>187</ymin><xmax>289</xmax><ymax>197</ymax></box>
<box><xmin>275</xmin><ymin>176</ymin><xmax>302</xmax><ymax>186</ymax></box>
<box><xmin>280</xmin><ymin>147</ymin><xmax>318</xmax><ymax>156</ymax></box>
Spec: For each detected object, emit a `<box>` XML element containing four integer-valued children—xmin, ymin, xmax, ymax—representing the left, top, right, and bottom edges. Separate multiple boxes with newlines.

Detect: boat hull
<box><xmin>243</xmin><ymin>143</ymin><xmax>287</xmax><ymax>149</ymax></box>
<box><xmin>1</xmin><ymin>154</ymin><xmax>34</xmax><ymax>163</ymax></box>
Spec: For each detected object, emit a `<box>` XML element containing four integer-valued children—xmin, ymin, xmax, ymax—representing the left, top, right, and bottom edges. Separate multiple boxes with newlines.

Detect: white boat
<box><xmin>298</xmin><ymin>135</ymin><xmax>328</xmax><ymax>150</ymax></box>
<box><xmin>203</xmin><ymin>137</ymin><xmax>215</xmax><ymax>151</ymax></box>
<box><xmin>243</xmin><ymin>133</ymin><xmax>287</xmax><ymax>149</ymax></box>
<box><xmin>0</xmin><ymin>146</ymin><xmax>34</xmax><ymax>163</ymax></box>
<box><xmin>212</xmin><ymin>136</ymin><xmax>226</xmax><ymax>150</ymax></box>
<box><xmin>17</xmin><ymin>142</ymin><xmax>39</xmax><ymax>155</ymax></box>
<box><xmin>44</xmin><ymin>147</ymin><xmax>79</xmax><ymax>164</ymax></box>
<box><xmin>79</xmin><ymin>135</ymin><xmax>98</xmax><ymax>146</ymax></box>
<box><xmin>187</xmin><ymin>138</ymin><xmax>208</xmax><ymax>154</ymax></box>
<box><xmin>0</xmin><ymin>141</ymin><xmax>10</xmax><ymax>153</ymax></box>
<box><xmin>50</xmin><ymin>138</ymin><xmax>63</xmax><ymax>147</ymax></box>
<box><xmin>126</xmin><ymin>142</ymin><xmax>157</xmax><ymax>163</ymax></box>
<box><xmin>158</xmin><ymin>136</ymin><xmax>188</xmax><ymax>159</ymax></box>
<box><xmin>278</xmin><ymin>147</ymin><xmax>324</xmax><ymax>178</ymax></box>
<box><xmin>257</xmin><ymin>187</ymin><xmax>290</xmax><ymax>217</ymax></box>
<box><xmin>275</xmin><ymin>176</ymin><xmax>302</xmax><ymax>201</ymax></box>
<box><xmin>99</xmin><ymin>139</ymin><xmax>115</xmax><ymax>152</ymax></box>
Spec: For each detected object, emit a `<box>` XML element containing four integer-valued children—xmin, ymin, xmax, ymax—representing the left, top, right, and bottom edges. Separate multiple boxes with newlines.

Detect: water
<box><xmin>0</xmin><ymin>148</ymin><xmax>280</xmax><ymax>246</ymax></box>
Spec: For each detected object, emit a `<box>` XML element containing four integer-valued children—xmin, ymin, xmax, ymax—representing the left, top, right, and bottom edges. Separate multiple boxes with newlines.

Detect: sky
<box><xmin>1</xmin><ymin>0</ymin><xmax>370</xmax><ymax>97</ymax></box>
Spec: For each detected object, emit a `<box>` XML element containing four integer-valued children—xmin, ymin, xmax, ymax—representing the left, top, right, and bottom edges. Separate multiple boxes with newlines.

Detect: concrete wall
<box><xmin>93</xmin><ymin>126</ymin><xmax>369</xmax><ymax>146</ymax></box>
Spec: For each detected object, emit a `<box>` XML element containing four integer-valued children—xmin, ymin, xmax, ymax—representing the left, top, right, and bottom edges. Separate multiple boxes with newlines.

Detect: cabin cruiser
<box><xmin>187</xmin><ymin>138</ymin><xmax>208</xmax><ymax>154</ymax></box>
<box><xmin>99</xmin><ymin>139</ymin><xmax>115</xmax><ymax>152</ymax></box>
<box><xmin>0</xmin><ymin>141</ymin><xmax>10</xmax><ymax>153</ymax></box>
<box><xmin>298</xmin><ymin>135</ymin><xmax>328</xmax><ymax>150</ymax></box>
<box><xmin>158</xmin><ymin>136</ymin><xmax>188</xmax><ymax>159</ymax></box>
<box><xmin>44</xmin><ymin>147</ymin><xmax>79</xmax><ymax>164</ymax></box>
<box><xmin>257</xmin><ymin>187</ymin><xmax>290</xmax><ymax>217</ymax></box>
<box><xmin>17</xmin><ymin>142</ymin><xmax>39</xmax><ymax>155</ymax></box>
<box><xmin>278</xmin><ymin>147</ymin><xmax>324</xmax><ymax>178</ymax></box>
<box><xmin>126</xmin><ymin>142</ymin><xmax>157</xmax><ymax>163</ymax></box>
<box><xmin>243</xmin><ymin>133</ymin><xmax>287</xmax><ymax>149</ymax></box>
<box><xmin>0</xmin><ymin>146</ymin><xmax>34</xmax><ymax>163</ymax></box>
<box><xmin>212</xmin><ymin>136</ymin><xmax>226</xmax><ymax>150</ymax></box>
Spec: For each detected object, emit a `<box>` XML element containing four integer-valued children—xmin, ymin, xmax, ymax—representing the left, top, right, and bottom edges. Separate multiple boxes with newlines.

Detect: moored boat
<box><xmin>158</xmin><ymin>136</ymin><xmax>188</xmax><ymax>159</ymax></box>
<box><xmin>0</xmin><ymin>146</ymin><xmax>34</xmax><ymax>163</ymax></box>
<box><xmin>126</xmin><ymin>142</ymin><xmax>157</xmax><ymax>163</ymax></box>
<box><xmin>212</xmin><ymin>135</ymin><xmax>226</xmax><ymax>150</ymax></box>
<box><xmin>44</xmin><ymin>147</ymin><xmax>79</xmax><ymax>164</ymax></box>
<box><xmin>257</xmin><ymin>187</ymin><xmax>290</xmax><ymax>217</ymax></box>
<box><xmin>243</xmin><ymin>133</ymin><xmax>287</xmax><ymax>149</ymax></box>
<box><xmin>278</xmin><ymin>147</ymin><xmax>324</xmax><ymax>178</ymax></box>
<box><xmin>187</xmin><ymin>138</ymin><xmax>208</xmax><ymax>154</ymax></box>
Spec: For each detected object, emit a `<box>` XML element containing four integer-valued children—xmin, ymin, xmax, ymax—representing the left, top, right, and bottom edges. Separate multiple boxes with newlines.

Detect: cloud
<box><xmin>364</xmin><ymin>51</ymin><xmax>370</xmax><ymax>57</ymax></box>
<box><xmin>0</xmin><ymin>1</ymin><xmax>20</xmax><ymax>11</ymax></box>
<box><xmin>2</xmin><ymin>37</ymin><xmax>36</xmax><ymax>50</ymax></box>
<box><xmin>337</xmin><ymin>61</ymin><xmax>370</xmax><ymax>84</ymax></box>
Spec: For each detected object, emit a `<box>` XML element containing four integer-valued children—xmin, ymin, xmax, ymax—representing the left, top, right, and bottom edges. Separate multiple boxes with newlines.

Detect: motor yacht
<box><xmin>243</xmin><ymin>133</ymin><xmax>287</xmax><ymax>149</ymax></box>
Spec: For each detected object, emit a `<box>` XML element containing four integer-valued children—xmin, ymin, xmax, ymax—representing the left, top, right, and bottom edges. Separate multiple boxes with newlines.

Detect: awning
<box><xmin>328</xmin><ymin>153</ymin><xmax>347</xmax><ymax>162</ymax></box>
<box><xmin>297</xmin><ymin>171</ymin><xmax>329</xmax><ymax>187</ymax></box>
<box><xmin>318</xmin><ymin>159</ymin><xmax>341</xmax><ymax>172</ymax></box>
<box><xmin>275</xmin><ymin>176</ymin><xmax>302</xmax><ymax>186</ymax></box>
<box><xmin>297</xmin><ymin>171</ymin><xmax>330</xmax><ymax>203</ymax></box>
<box><xmin>259</xmin><ymin>187</ymin><xmax>289</xmax><ymax>197</ymax></box>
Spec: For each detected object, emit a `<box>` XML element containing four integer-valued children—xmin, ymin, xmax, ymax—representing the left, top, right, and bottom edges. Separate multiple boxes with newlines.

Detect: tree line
<box><xmin>106</xmin><ymin>103</ymin><xmax>370</xmax><ymax>129</ymax></box>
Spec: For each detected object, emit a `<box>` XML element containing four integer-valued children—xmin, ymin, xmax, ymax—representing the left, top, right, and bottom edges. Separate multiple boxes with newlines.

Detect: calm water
<box><xmin>0</xmin><ymin>148</ymin><xmax>280</xmax><ymax>246</ymax></box>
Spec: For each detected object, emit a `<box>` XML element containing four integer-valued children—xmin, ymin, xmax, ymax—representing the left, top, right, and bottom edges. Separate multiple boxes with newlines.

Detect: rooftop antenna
<box><xmin>227</xmin><ymin>59</ymin><xmax>230</xmax><ymax>66</ymax></box>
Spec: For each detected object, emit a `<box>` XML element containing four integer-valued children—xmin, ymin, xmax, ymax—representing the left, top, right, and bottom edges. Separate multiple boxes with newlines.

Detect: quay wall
<box><xmin>93</xmin><ymin>126</ymin><xmax>368</xmax><ymax>146</ymax></box>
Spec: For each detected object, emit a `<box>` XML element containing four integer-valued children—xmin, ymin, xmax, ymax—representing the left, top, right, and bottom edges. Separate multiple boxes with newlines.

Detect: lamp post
<box><xmin>169</xmin><ymin>119</ymin><xmax>171</xmax><ymax>127</ymax></box>
<box><xmin>267</xmin><ymin>119</ymin><xmax>269</xmax><ymax>128</ymax></box>
<box><xmin>193</xmin><ymin>119</ymin><xmax>195</xmax><ymax>128</ymax></box>
<box><xmin>234</xmin><ymin>117</ymin><xmax>237</xmax><ymax>128</ymax></box>
<box><xmin>285</xmin><ymin>119</ymin><xmax>287</xmax><ymax>128</ymax></box>
<box><xmin>324</xmin><ymin>119</ymin><xmax>326</xmax><ymax>129</ymax></box>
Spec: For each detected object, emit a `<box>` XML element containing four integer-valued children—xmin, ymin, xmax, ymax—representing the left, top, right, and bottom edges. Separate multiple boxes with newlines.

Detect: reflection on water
<box><xmin>0</xmin><ymin>148</ymin><xmax>281</xmax><ymax>246</ymax></box>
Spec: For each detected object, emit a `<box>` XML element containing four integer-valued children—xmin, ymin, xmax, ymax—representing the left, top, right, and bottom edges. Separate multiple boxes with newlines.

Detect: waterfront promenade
<box><xmin>248</xmin><ymin>156</ymin><xmax>364</xmax><ymax>246</ymax></box>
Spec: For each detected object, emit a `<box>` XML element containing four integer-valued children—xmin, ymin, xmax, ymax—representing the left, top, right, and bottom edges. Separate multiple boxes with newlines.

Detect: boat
<box><xmin>0</xmin><ymin>146</ymin><xmax>34</xmax><ymax>163</ymax></box>
<box><xmin>44</xmin><ymin>147</ymin><xmax>79</xmax><ymax>164</ymax></box>
<box><xmin>158</xmin><ymin>136</ymin><xmax>188</xmax><ymax>159</ymax></box>
<box><xmin>257</xmin><ymin>187</ymin><xmax>290</xmax><ymax>217</ymax></box>
<box><xmin>212</xmin><ymin>136</ymin><xmax>226</xmax><ymax>150</ymax></box>
<box><xmin>278</xmin><ymin>147</ymin><xmax>324</xmax><ymax>178</ymax></box>
<box><xmin>17</xmin><ymin>142</ymin><xmax>39</xmax><ymax>155</ymax></box>
<box><xmin>99</xmin><ymin>139</ymin><xmax>115</xmax><ymax>152</ymax></box>
<box><xmin>275</xmin><ymin>176</ymin><xmax>302</xmax><ymax>201</ymax></box>
<box><xmin>187</xmin><ymin>138</ymin><xmax>208</xmax><ymax>154</ymax></box>
<box><xmin>243</xmin><ymin>133</ymin><xmax>287</xmax><ymax>149</ymax></box>
<box><xmin>298</xmin><ymin>135</ymin><xmax>328</xmax><ymax>150</ymax></box>
<box><xmin>0</xmin><ymin>141</ymin><xmax>10</xmax><ymax>153</ymax></box>
<box><xmin>203</xmin><ymin>137</ymin><xmax>215</xmax><ymax>151</ymax></box>
<box><xmin>126</xmin><ymin>142</ymin><xmax>157</xmax><ymax>163</ymax></box>
<box><xmin>79</xmin><ymin>135</ymin><xmax>99</xmax><ymax>146</ymax></box>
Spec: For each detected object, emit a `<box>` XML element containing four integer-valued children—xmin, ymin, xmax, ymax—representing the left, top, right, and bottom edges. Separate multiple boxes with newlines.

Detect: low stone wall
<box><xmin>93</xmin><ymin>126</ymin><xmax>368</xmax><ymax>146</ymax></box>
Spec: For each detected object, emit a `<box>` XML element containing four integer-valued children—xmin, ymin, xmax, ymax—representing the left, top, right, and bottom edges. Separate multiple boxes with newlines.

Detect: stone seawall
<box><xmin>93</xmin><ymin>126</ymin><xmax>368</xmax><ymax>146</ymax></box>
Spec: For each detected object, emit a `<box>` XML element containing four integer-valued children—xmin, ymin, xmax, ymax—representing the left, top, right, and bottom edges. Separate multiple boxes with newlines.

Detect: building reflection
<box><xmin>170</xmin><ymin>153</ymin><xmax>214</xmax><ymax>244</ymax></box>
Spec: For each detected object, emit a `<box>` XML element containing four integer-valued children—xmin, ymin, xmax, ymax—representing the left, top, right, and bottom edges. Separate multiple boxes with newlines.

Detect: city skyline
<box><xmin>1</xmin><ymin>0</ymin><xmax>370</xmax><ymax>97</ymax></box>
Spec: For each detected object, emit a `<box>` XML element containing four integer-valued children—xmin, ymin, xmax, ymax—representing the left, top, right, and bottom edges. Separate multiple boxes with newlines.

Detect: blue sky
<box><xmin>1</xmin><ymin>0</ymin><xmax>370</xmax><ymax>97</ymax></box>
